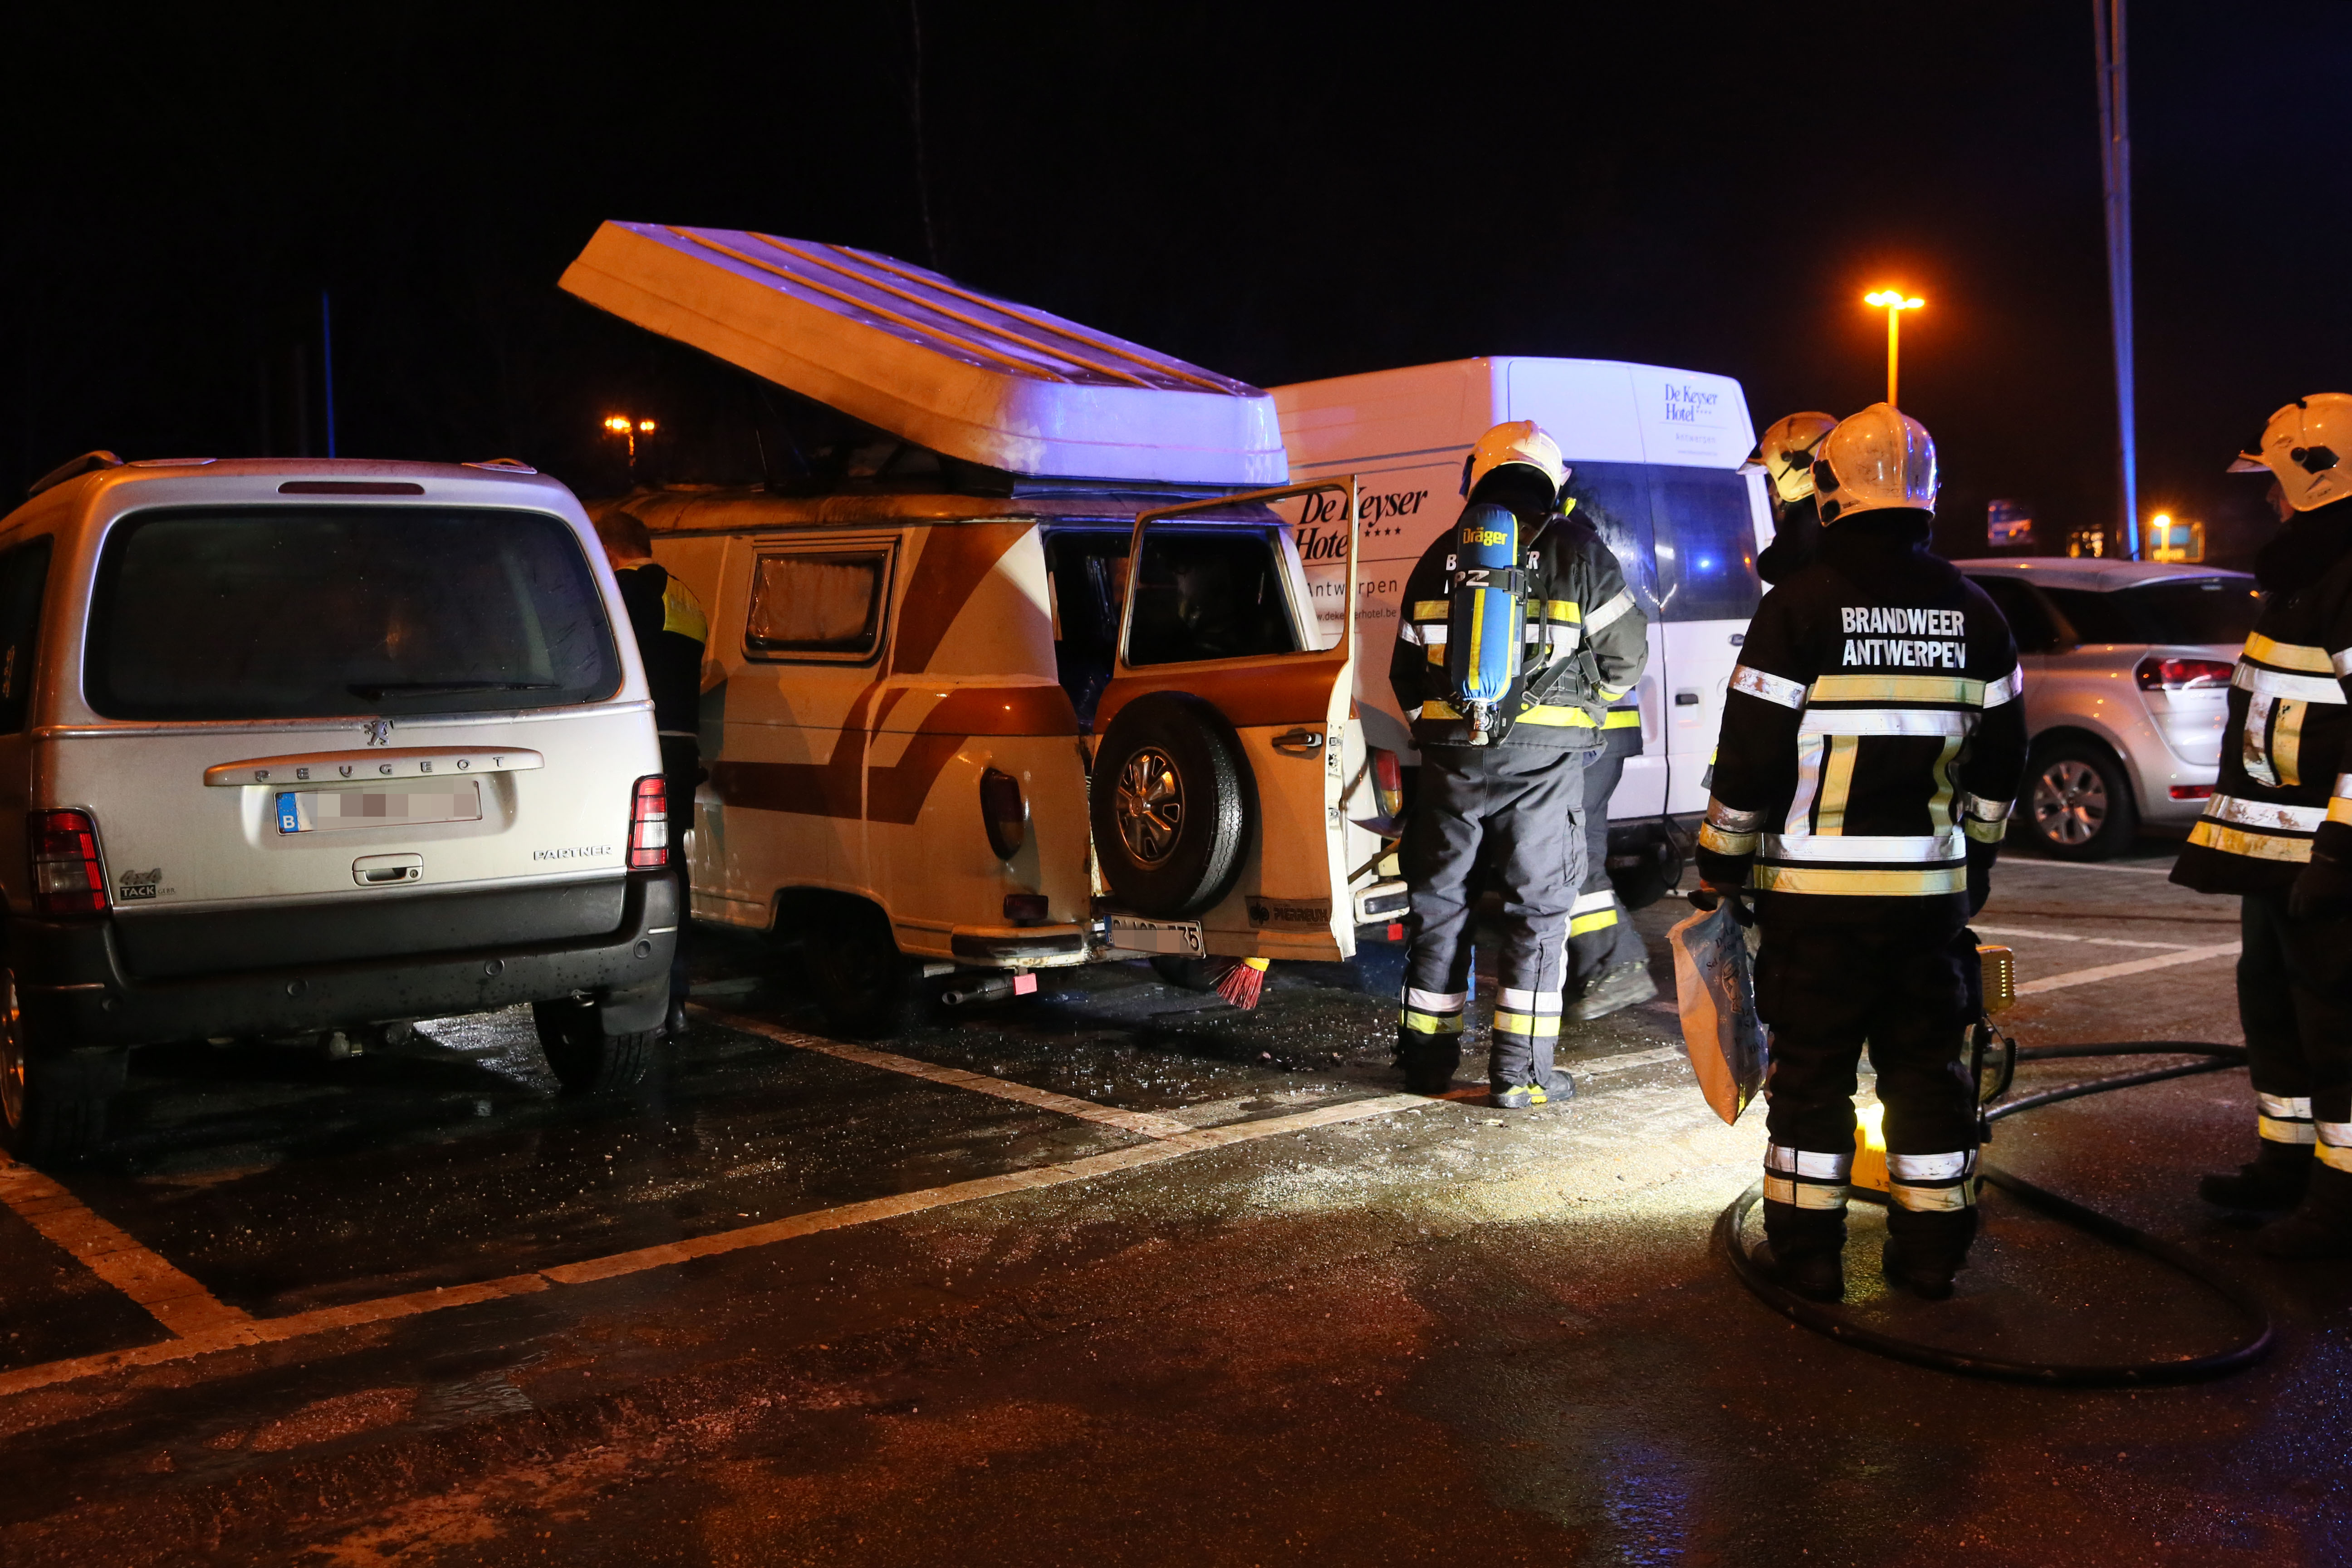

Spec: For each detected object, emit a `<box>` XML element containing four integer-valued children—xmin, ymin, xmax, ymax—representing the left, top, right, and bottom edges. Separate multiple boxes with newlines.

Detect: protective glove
<box><xmin>2290</xmin><ymin>850</ymin><xmax>2352</xmax><ymax>920</ymax></box>
<box><xmin>1688</xmin><ymin>882</ymin><xmax>1754</xmax><ymax>925</ymax></box>
<box><xmin>1966</xmin><ymin>838</ymin><xmax>1999</xmax><ymax>917</ymax></box>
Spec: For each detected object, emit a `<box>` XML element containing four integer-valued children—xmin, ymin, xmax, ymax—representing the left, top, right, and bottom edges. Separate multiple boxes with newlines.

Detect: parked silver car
<box><xmin>1960</xmin><ymin>559</ymin><xmax>2257</xmax><ymax>860</ymax></box>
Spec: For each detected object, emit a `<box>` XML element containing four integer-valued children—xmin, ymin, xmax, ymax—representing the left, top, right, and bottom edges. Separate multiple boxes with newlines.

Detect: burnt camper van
<box><xmin>562</xmin><ymin>224</ymin><xmax>1395</xmax><ymax>1034</ymax></box>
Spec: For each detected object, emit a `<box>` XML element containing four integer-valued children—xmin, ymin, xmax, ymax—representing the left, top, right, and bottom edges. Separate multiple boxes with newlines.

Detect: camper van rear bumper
<box><xmin>949</xmin><ymin>923</ymin><xmax>1090</xmax><ymax>965</ymax></box>
<box><xmin>9</xmin><ymin>870</ymin><xmax>678</xmax><ymax>1049</ymax></box>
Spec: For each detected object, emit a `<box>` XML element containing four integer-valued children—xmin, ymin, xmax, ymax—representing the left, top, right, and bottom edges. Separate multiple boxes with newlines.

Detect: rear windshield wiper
<box><xmin>346</xmin><ymin>681</ymin><xmax>562</xmax><ymax>698</ymax></box>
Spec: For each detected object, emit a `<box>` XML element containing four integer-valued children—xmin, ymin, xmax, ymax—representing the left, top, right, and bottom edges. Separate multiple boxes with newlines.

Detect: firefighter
<box><xmin>1751</xmin><ymin>411</ymin><xmax>1840</xmax><ymax>586</ymax></box>
<box><xmin>1391</xmin><ymin>421</ymin><xmax>1650</xmax><ymax>1107</ymax></box>
<box><xmin>1693</xmin><ymin>404</ymin><xmax>2027</xmax><ymax>1302</ymax></box>
<box><xmin>2173</xmin><ymin>394</ymin><xmax>2352</xmax><ymax>1258</ymax></box>
<box><xmin>1563</xmin><ymin>712</ymin><xmax>1655</xmax><ymax>1019</ymax></box>
<box><xmin>597</xmin><ymin>507</ymin><xmax>710</xmax><ymax>1037</ymax></box>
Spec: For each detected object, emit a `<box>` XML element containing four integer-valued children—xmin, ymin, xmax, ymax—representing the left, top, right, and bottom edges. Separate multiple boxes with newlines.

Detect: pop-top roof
<box><xmin>559</xmin><ymin>222</ymin><xmax>1286</xmax><ymax>486</ymax></box>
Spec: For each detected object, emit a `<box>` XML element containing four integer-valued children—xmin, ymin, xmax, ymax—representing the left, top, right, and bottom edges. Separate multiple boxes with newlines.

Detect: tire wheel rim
<box><xmin>1114</xmin><ymin>747</ymin><xmax>1184</xmax><ymax>868</ymax></box>
<box><xmin>0</xmin><ymin>970</ymin><xmax>22</xmax><ymax>1134</ymax></box>
<box><xmin>2030</xmin><ymin>759</ymin><xmax>2107</xmax><ymax>847</ymax></box>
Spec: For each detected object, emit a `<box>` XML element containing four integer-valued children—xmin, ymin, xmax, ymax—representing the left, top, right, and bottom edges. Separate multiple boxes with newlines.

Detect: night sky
<box><xmin>6</xmin><ymin>2</ymin><xmax>2347</xmax><ymax>564</ymax></box>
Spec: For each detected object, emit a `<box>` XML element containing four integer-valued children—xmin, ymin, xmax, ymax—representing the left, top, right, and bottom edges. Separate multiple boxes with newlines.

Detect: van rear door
<box><xmin>1095</xmin><ymin>480</ymin><xmax>1358</xmax><ymax>962</ymax></box>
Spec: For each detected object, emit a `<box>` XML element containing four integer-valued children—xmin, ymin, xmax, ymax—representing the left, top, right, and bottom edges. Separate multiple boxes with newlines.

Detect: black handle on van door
<box><xmin>1674</xmin><ymin>691</ymin><xmax>1700</xmax><ymax>707</ymax></box>
<box><xmin>1271</xmin><ymin>728</ymin><xmax>1325</xmax><ymax>754</ymax></box>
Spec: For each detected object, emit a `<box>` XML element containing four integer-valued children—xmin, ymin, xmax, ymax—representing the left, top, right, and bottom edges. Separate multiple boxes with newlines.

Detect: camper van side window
<box><xmin>746</xmin><ymin>550</ymin><xmax>891</xmax><ymax>661</ymax></box>
<box><xmin>1125</xmin><ymin>528</ymin><xmax>1298</xmax><ymax>666</ymax></box>
<box><xmin>0</xmin><ymin>537</ymin><xmax>51</xmax><ymax>734</ymax></box>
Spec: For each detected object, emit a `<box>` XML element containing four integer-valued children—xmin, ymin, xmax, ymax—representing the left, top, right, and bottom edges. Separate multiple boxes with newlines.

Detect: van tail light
<box><xmin>2171</xmin><ymin>784</ymin><xmax>2215</xmax><ymax>800</ymax></box>
<box><xmin>628</xmin><ymin>775</ymin><xmax>668</xmax><ymax>869</ymax></box>
<box><xmin>980</xmin><ymin>768</ymin><xmax>1027</xmax><ymax>860</ymax></box>
<box><xmin>2136</xmin><ymin>656</ymin><xmax>2234</xmax><ymax>691</ymax></box>
<box><xmin>30</xmin><ymin>810</ymin><xmax>108</xmax><ymax>916</ymax></box>
<box><xmin>1372</xmin><ymin>748</ymin><xmax>1405</xmax><ymax>823</ymax></box>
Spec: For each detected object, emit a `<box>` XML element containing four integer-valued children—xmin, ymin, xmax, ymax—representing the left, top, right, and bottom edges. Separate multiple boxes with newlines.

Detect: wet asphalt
<box><xmin>0</xmin><ymin>845</ymin><xmax>2346</xmax><ymax>1566</ymax></box>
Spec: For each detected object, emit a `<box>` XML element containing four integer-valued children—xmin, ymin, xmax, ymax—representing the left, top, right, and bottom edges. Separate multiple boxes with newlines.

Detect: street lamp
<box><xmin>600</xmin><ymin>414</ymin><xmax>658</xmax><ymax>474</ymax></box>
<box><xmin>1863</xmin><ymin>289</ymin><xmax>1924</xmax><ymax>407</ymax></box>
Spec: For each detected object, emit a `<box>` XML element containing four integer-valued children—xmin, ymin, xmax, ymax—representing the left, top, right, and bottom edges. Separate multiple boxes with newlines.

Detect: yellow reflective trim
<box><xmin>2278</xmin><ymin>699</ymin><xmax>2307</xmax><ymax>788</ymax></box>
<box><xmin>2261</xmin><ymin>1116</ymin><xmax>2319</xmax><ymax>1145</ymax></box>
<box><xmin>1602</xmin><ymin>709</ymin><xmax>1641</xmax><ymax>728</ymax></box>
<box><xmin>1763</xmin><ymin>1175</ymin><xmax>1851</xmax><ymax>1210</ymax></box>
<box><xmin>1568</xmin><ymin>909</ymin><xmax>1617</xmax><ymax>936</ymax></box>
<box><xmin>1515</xmin><ymin>705</ymin><xmax>1601</xmax><ymax>727</ymax></box>
<box><xmin>661</xmin><ymin>575</ymin><xmax>710</xmax><ymax>643</ymax></box>
<box><xmin>1748</xmin><ymin>864</ymin><xmax>1970</xmax><ymax>896</ymax></box>
<box><xmin>1465</xmin><ymin>587</ymin><xmax>1486</xmax><ymax>677</ymax></box>
<box><xmin>1815</xmin><ymin>736</ymin><xmax>1859</xmax><ymax>835</ymax></box>
<box><xmin>2321</xmin><ymin>1142</ymin><xmax>2352</xmax><ymax>1174</ymax></box>
<box><xmin>1927</xmin><ymin>735</ymin><xmax>1963</xmax><ymax>830</ymax></box>
<box><xmin>2187</xmin><ymin>818</ymin><xmax>2314</xmax><ymax>863</ymax></box>
<box><xmin>2246</xmin><ymin>632</ymin><xmax>2334</xmax><ymax>673</ymax></box>
<box><xmin>1808</xmin><ymin>673</ymin><xmax>1983</xmax><ymax>704</ymax></box>
<box><xmin>1411</xmin><ymin>600</ymin><xmax>1450</xmax><ymax>621</ymax></box>
<box><xmin>1399</xmin><ymin>1008</ymin><xmax>1466</xmax><ymax>1035</ymax></box>
<box><xmin>1493</xmin><ymin>1010</ymin><xmax>1563</xmax><ymax>1038</ymax></box>
<box><xmin>1963</xmin><ymin>818</ymin><xmax>2006</xmax><ymax>844</ymax></box>
<box><xmin>2330</xmin><ymin>797</ymin><xmax>2352</xmax><ymax>827</ymax></box>
<box><xmin>1697</xmin><ymin>823</ymin><xmax>1758</xmax><ymax>855</ymax></box>
<box><xmin>1889</xmin><ymin>1179</ymin><xmax>1978</xmax><ymax>1213</ymax></box>
<box><xmin>1544</xmin><ymin>599</ymin><xmax>1580</xmax><ymax>622</ymax></box>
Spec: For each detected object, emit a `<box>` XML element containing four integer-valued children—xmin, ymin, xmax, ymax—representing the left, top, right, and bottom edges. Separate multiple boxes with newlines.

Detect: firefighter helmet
<box><xmin>1812</xmin><ymin>403</ymin><xmax>1937</xmax><ymax>522</ymax></box>
<box><xmin>1460</xmin><ymin>421</ymin><xmax>1568</xmax><ymax>501</ymax></box>
<box><xmin>1747</xmin><ymin>412</ymin><xmax>1839</xmax><ymax>506</ymax></box>
<box><xmin>2231</xmin><ymin>395</ymin><xmax>2352</xmax><ymax>512</ymax></box>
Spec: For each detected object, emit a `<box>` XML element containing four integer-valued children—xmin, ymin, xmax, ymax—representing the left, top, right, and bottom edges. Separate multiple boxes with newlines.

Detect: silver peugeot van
<box><xmin>0</xmin><ymin>453</ymin><xmax>677</xmax><ymax>1162</ymax></box>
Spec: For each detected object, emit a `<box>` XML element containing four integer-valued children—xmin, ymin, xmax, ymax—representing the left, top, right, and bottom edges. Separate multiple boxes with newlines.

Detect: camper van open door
<box><xmin>1092</xmin><ymin>480</ymin><xmax>1360</xmax><ymax>963</ymax></box>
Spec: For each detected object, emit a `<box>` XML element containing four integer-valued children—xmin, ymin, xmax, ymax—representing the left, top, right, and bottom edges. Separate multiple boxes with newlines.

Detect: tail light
<box><xmin>2171</xmin><ymin>784</ymin><xmax>2215</xmax><ymax>801</ymax></box>
<box><xmin>1003</xmin><ymin>892</ymin><xmax>1049</xmax><ymax>925</ymax></box>
<box><xmin>1372</xmin><ymin>748</ymin><xmax>1404</xmax><ymax>823</ymax></box>
<box><xmin>30</xmin><ymin>810</ymin><xmax>107</xmax><ymax>916</ymax></box>
<box><xmin>628</xmin><ymin>775</ymin><xmax>668</xmax><ymax>869</ymax></box>
<box><xmin>2136</xmin><ymin>656</ymin><xmax>2233</xmax><ymax>691</ymax></box>
<box><xmin>980</xmin><ymin>768</ymin><xmax>1027</xmax><ymax>860</ymax></box>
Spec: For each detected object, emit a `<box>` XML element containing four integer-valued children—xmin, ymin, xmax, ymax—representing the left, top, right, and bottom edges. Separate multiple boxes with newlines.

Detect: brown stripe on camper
<box><xmin>891</xmin><ymin>522</ymin><xmax>1033</xmax><ymax>676</ymax></box>
<box><xmin>712</xmin><ymin>685</ymin><xmax>1077</xmax><ymax>821</ymax></box>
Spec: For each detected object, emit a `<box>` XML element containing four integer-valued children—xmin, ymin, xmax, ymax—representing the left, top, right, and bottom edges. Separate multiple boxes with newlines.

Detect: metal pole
<box><xmin>2093</xmin><ymin>0</ymin><xmax>2140</xmax><ymax>559</ymax></box>
<box><xmin>1887</xmin><ymin>305</ymin><xmax>1901</xmax><ymax>408</ymax></box>
<box><xmin>319</xmin><ymin>289</ymin><xmax>338</xmax><ymax>460</ymax></box>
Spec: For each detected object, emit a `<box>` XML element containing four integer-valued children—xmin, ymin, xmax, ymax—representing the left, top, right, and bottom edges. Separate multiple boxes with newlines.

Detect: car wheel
<box><xmin>0</xmin><ymin>970</ymin><xmax>116</xmax><ymax>1164</ymax></box>
<box><xmin>802</xmin><ymin>905</ymin><xmax>933</xmax><ymax>1039</ymax></box>
<box><xmin>2025</xmin><ymin>740</ymin><xmax>2139</xmax><ymax>861</ymax></box>
<box><xmin>532</xmin><ymin>1000</ymin><xmax>660</xmax><ymax>1095</ymax></box>
<box><xmin>1090</xmin><ymin>692</ymin><xmax>1253</xmax><ymax>918</ymax></box>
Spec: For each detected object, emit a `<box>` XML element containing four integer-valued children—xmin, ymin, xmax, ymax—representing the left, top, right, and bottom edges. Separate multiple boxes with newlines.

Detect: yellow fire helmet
<box><xmin>2229</xmin><ymin>394</ymin><xmax>2352</xmax><ymax>512</ymax></box>
<box><xmin>1812</xmin><ymin>402</ymin><xmax>1938</xmax><ymax>523</ymax></box>
<box><xmin>1460</xmin><ymin>420</ymin><xmax>1568</xmax><ymax>501</ymax></box>
<box><xmin>1746</xmin><ymin>411</ymin><xmax>1840</xmax><ymax>506</ymax></box>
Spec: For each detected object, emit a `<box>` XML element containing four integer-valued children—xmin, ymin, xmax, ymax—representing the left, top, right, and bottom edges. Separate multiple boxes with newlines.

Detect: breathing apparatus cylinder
<box><xmin>1444</xmin><ymin>502</ymin><xmax>1527</xmax><ymax>746</ymax></box>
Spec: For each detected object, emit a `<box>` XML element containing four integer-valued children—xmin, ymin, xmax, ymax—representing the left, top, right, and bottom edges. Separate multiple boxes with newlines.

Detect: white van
<box><xmin>1273</xmin><ymin>357</ymin><xmax>1768</xmax><ymax>825</ymax></box>
<box><xmin>0</xmin><ymin>455</ymin><xmax>676</xmax><ymax>1162</ymax></box>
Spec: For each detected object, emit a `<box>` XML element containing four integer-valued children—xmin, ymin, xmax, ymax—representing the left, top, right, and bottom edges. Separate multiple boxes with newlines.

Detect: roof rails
<box><xmin>463</xmin><ymin>458</ymin><xmax>538</xmax><ymax>474</ymax></box>
<box><xmin>28</xmin><ymin>451</ymin><xmax>124</xmax><ymax>499</ymax></box>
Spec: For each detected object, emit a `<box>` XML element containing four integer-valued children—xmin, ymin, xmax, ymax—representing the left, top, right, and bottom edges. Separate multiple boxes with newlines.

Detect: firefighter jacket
<box><xmin>2171</xmin><ymin>496</ymin><xmax>2352</xmax><ymax>895</ymax></box>
<box><xmin>1388</xmin><ymin>507</ymin><xmax>1648</xmax><ymax>751</ymax></box>
<box><xmin>614</xmin><ymin>561</ymin><xmax>710</xmax><ymax>784</ymax></box>
<box><xmin>1693</xmin><ymin>512</ymin><xmax>2028</xmax><ymax>922</ymax></box>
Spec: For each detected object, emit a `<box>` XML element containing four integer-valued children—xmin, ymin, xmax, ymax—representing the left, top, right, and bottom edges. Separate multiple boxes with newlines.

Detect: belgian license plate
<box><xmin>1105</xmin><ymin>916</ymin><xmax>1204</xmax><ymax>956</ymax></box>
<box><xmin>275</xmin><ymin>780</ymin><xmax>483</xmax><ymax>834</ymax></box>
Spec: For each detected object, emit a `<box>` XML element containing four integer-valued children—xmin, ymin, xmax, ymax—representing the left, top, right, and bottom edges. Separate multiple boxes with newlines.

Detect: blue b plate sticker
<box><xmin>277</xmin><ymin>792</ymin><xmax>303</xmax><ymax>834</ymax></box>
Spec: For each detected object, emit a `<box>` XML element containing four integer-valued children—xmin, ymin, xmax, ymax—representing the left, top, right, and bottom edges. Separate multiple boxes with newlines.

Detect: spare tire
<box><xmin>1091</xmin><ymin>691</ymin><xmax>1254</xmax><ymax>918</ymax></box>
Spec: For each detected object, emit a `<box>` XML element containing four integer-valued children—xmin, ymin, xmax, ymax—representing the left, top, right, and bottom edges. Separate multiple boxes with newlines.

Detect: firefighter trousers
<box><xmin>1753</xmin><ymin>910</ymin><xmax>1979</xmax><ymax>1265</ymax></box>
<box><xmin>1400</xmin><ymin>744</ymin><xmax>1584</xmax><ymax>1092</ymax></box>
<box><xmin>2239</xmin><ymin>891</ymin><xmax>2352</xmax><ymax>1171</ymax></box>
<box><xmin>1565</xmin><ymin>744</ymin><xmax>1645</xmax><ymax>984</ymax></box>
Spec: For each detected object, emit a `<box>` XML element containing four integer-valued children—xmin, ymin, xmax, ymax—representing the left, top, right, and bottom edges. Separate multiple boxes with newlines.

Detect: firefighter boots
<box><xmin>2199</xmin><ymin>1137</ymin><xmax>2315</xmax><ymax>1211</ymax></box>
<box><xmin>2255</xmin><ymin>1163</ymin><xmax>2352</xmax><ymax>1259</ymax></box>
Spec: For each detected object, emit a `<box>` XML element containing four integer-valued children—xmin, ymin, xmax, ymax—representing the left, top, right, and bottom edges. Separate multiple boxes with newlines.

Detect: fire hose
<box><xmin>1715</xmin><ymin>1029</ymin><xmax>2276</xmax><ymax>1386</ymax></box>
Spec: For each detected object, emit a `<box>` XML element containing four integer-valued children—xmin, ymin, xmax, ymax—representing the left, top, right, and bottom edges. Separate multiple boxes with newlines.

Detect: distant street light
<box><xmin>1863</xmin><ymin>290</ymin><xmax>1924</xmax><ymax>407</ymax></box>
<box><xmin>601</xmin><ymin>414</ymin><xmax>658</xmax><ymax>475</ymax></box>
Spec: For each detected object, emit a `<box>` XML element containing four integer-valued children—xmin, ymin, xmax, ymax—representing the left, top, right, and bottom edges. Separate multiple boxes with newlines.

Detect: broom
<box><xmin>1206</xmin><ymin>956</ymin><xmax>1271</xmax><ymax>1009</ymax></box>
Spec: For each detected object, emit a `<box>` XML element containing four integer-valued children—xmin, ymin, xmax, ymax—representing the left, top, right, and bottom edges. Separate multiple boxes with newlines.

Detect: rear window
<box><xmin>87</xmin><ymin>507</ymin><xmax>621</xmax><ymax>720</ymax></box>
<box><xmin>1560</xmin><ymin>461</ymin><xmax>1762</xmax><ymax>624</ymax></box>
<box><xmin>2040</xmin><ymin>579</ymin><xmax>2259</xmax><ymax>647</ymax></box>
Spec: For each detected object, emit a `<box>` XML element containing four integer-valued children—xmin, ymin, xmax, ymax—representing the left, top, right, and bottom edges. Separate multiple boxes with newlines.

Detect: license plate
<box><xmin>1105</xmin><ymin>916</ymin><xmax>1204</xmax><ymax>956</ymax></box>
<box><xmin>275</xmin><ymin>781</ymin><xmax>483</xmax><ymax>834</ymax></box>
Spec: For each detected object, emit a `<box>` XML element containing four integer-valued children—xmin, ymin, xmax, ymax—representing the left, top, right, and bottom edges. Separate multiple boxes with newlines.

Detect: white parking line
<box><xmin>0</xmin><ymin>1088</ymin><xmax>1435</xmax><ymax>1399</ymax></box>
<box><xmin>1971</xmin><ymin>924</ymin><xmax>2194</xmax><ymax>951</ymax></box>
<box><xmin>2001</xmin><ymin>858</ymin><xmax>2176</xmax><ymax>875</ymax></box>
<box><xmin>698</xmin><ymin>1008</ymin><xmax>1195</xmax><ymax>1139</ymax></box>
<box><xmin>0</xmin><ymin>1157</ymin><xmax>250</xmax><ymax>1337</ymax></box>
<box><xmin>2013</xmin><ymin>940</ymin><xmax>2243</xmax><ymax>996</ymax></box>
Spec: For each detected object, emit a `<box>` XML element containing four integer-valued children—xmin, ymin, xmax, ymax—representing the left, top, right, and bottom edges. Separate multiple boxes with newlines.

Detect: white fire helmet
<box><xmin>1746</xmin><ymin>412</ymin><xmax>1840</xmax><ymax>506</ymax></box>
<box><xmin>1460</xmin><ymin>420</ymin><xmax>1569</xmax><ymax>500</ymax></box>
<box><xmin>2228</xmin><ymin>395</ymin><xmax>2352</xmax><ymax>512</ymax></box>
<box><xmin>1812</xmin><ymin>403</ymin><xmax>1938</xmax><ymax>523</ymax></box>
